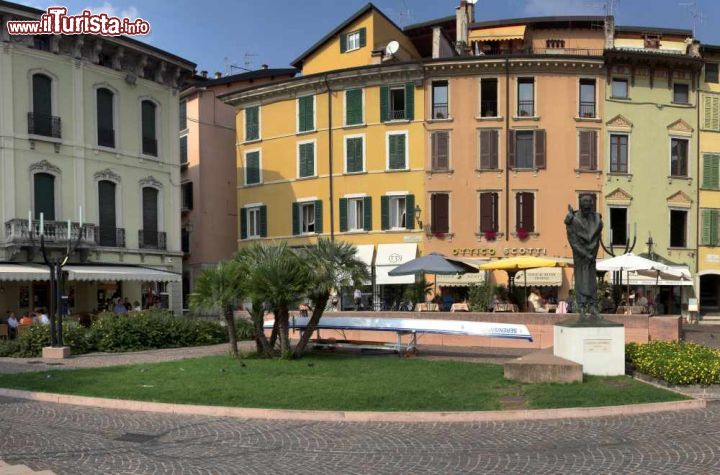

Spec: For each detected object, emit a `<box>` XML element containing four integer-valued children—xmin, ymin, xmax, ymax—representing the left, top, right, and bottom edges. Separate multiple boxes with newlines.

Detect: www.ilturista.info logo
<box><xmin>6</xmin><ymin>6</ymin><xmax>150</xmax><ymax>36</ymax></box>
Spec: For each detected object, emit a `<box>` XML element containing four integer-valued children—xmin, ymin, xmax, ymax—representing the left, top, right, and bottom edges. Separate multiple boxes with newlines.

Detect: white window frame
<box><xmin>343</xmin><ymin>88</ymin><xmax>365</xmax><ymax>127</ymax></box>
<box><xmin>430</xmin><ymin>79</ymin><xmax>451</xmax><ymax>120</ymax></box>
<box><xmin>346</xmin><ymin>30</ymin><xmax>361</xmax><ymax>52</ymax></box>
<box><xmin>247</xmin><ymin>206</ymin><xmax>261</xmax><ymax>239</ymax></box>
<box><xmin>672</xmin><ymin>81</ymin><xmax>691</xmax><ymax>105</ymax></box>
<box><xmin>296</xmin><ymin>94</ymin><xmax>316</xmax><ymax>134</ymax></box>
<box><xmin>608</xmin><ymin>132</ymin><xmax>630</xmax><ymax>174</ymax></box>
<box><xmin>478</xmin><ymin>76</ymin><xmax>500</xmax><ymax>119</ymax></box>
<box><xmin>515</xmin><ymin>76</ymin><xmax>536</xmax><ymax>118</ymax></box>
<box><xmin>343</xmin><ymin>133</ymin><xmax>366</xmax><ymax>173</ymax></box>
<box><xmin>668</xmin><ymin>207</ymin><xmax>689</xmax><ymax>249</ymax></box>
<box><xmin>300</xmin><ymin>201</ymin><xmax>316</xmax><ymax>235</ymax></box>
<box><xmin>347</xmin><ymin>197</ymin><xmax>365</xmax><ymax>231</ymax></box>
<box><xmin>296</xmin><ymin>139</ymin><xmax>317</xmax><ymax>178</ymax></box>
<box><xmin>514</xmin><ymin>129</ymin><xmax>536</xmax><ymax>170</ymax></box>
<box><xmin>243</xmin><ymin>148</ymin><xmax>262</xmax><ymax>186</ymax></box>
<box><xmin>243</xmin><ymin>104</ymin><xmax>262</xmax><ymax>143</ymax></box>
<box><xmin>611</xmin><ymin>77</ymin><xmax>629</xmax><ymax>99</ymax></box>
<box><xmin>577</xmin><ymin>77</ymin><xmax>598</xmax><ymax>119</ymax></box>
<box><xmin>607</xmin><ymin>205</ymin><xmax>629</xmax><ymax>246</ymax></box>
<box><xmin>389</xmin><ymin>86</ymin><xmax>406</xmax><ymax>121</ymax></box>
<box><xmin>388</xmin><ymin>195</ymin><xmax>407</xmax><ymax>230</ymax></box>
<box><xmin>385</xmin><ymin>130</ymin><xmax>409</xmax><ymax>171</ymax></box>
<box><xmin>669</xmin><ymin>136</ymin><xmax>690</xmax><ymax>178</ymax></box>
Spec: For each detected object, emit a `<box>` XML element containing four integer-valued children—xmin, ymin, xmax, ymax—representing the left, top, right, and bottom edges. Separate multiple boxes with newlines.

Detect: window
<box><xmin>179</xmin><ymin>100</ymin><xmax>187</xmax><ymax>130</ymax></box>
<box><xmin>179</xmin><ymin>136</ymin><xmax>188</xmax><ymax>164</ymax></box>
<box><xmin>33</xmin><ymin>173</ymin><xmax>55</xmax><ymax>220</ymax></box>
<box><xmin>98</xmin><ymin>180</ymin><xmax>117</xmax><ymax>247</ymax></box>
<box><xmin>345</xmin><ymin>136</ymin><xmax>364</xmax><ymax>173</ymax></box>
<box><xmin>301</xmin><ymin>202</ymin><xmax>315</xmax><ymax>234</ymax></box>
<box><xmin>340</xmin><ymin>28</ymin><xmax>365</xmax><ymax>53</ymax></box>
<box><xmin>431</xmin><ymin>193</ymin><xmax>449</xmax><ymax>234</ymax></box>
<box><xmin>706</xmin><ymin>63</ymin><xmax>719</xmax><ymax>84</ymax></box>
<box><xmin>609</xmin><ymin>207</ymin><xmax>628</xmax><ymax>246</ymax></box>
<box><xmin>673</xmin><ymin>83</ymin><xmax>689</xmax><ymax>104</ymax></box>
<box><xmin>141</xmin><ymin>100</ymin><xmax>157</xmax><ymax>156</ymax></box>
<box><xmin>30</xmin><ymin>73</ymin><xmax>59</xmax><ymax>138</ymax></box>
<box><xmin>181</xmin><ymin>229</ymin><xmax>190</xmax><ymax>254</ymax></box>
<box><xmin>141</xmin><ymin>187</ymin><xmax>159</xmax><ymax>248</ymax></box>
<box><xmin>670</xmin><ymin>138</ymin><xmax>689</xmax><ymax>177</ymax></box>
<box><xmin>546</xmin><ymin>39</ymin><xmax>565</xmax><ymax>49</ymax></box>
<box><xmin>33</xmin><ymin>35</ymin><xmax>50</xmax><ymax>51</ymax></box>
<box><xmin>515</xmin><ymin>192</ymin><xmax>535</xmax><ymax>233</ymax></box>
<box><xmin>245</xmin><ymin>106</ymin><xmax>259</xmax><ymax>141</ymax></box>
<box><xmin>701</xmin><ymin>209</ymin><xmax>720</xmax><ymax>246</ymax></box>
<box><xmin>578</xmin><ymin>129</ymin><xmax>598</xmax><ymax>171</ymax></box>
<box><xmin>479</xmin><ymin>192</ymin><xmax>499</xmax><ymax>233</ymax></box>
<box><xmin>704</xmin><ymin>95</ymin><xmax>720</xmax><ymax>131</ymax></box>
<box><xmin>611</xmin><ymin>78</ymin><xmax>629</xmax><ymax>98</ymax></box>
<box><xmin>387</xmin><ymin>132</ymin><xmax>408</xmax><ymax>170</ymax></box>
<box><xmin>292</xmin><ymin>200</ymin><xmax>322</xmax><ymax>235</ymax></box>
<box><xmin>703</xmin><ymin>154</ymin><xmax>720</xmax><ymax>189</ymax></box>
<box><xmin>382</xmin><ymin>195</ymin><xmax>414</xmax><ymax>230</ymax></box>
<box><xmin>670</xmin><ymin>209</ymin><xmax>688</xmax><ymax>248</ymax></box>
<box><xmin>297</xmin><ymin>95</ymin><xmax>314</xmax><ymax>133</ymax></box>
<box><xmin>480</xmin><ymin>78</ymin><xmax>498</xmax><ymax>117</ymax></box>
<box><xmin>431</xmin><ymin>81</ymin><xmax>449</xmax><ymax>119</ymax></box>
<box><xmin>244</xmin><ymin>150</ymin><xmax>261</xmax><ymax>185</ymax></box>
<box><xmin>391</xmin><ymin>196</ymin><xmax>406</xmax><ymax>229</ymax></box>
<box><xmin>347</xmin><ymin>198</ymin><xmax>364</xmax><ymax>231</ymax></box>
<box><xmin>340</xmin><ymin>197</ymin><xmax>371</xmax><ymax>232</ymax></box>
<box><xmin>240</xmin><ymin>205</ymin><xmax>266</xmax><ymax>239</ymax></box>
<box><xmin>345</xmin><ymin>89</ymin><xmax>363</xmax><ymax>126</ymax></box>
<box><xmin>96</xmin><ymin>88</ymin><xmax>115</xmax><ymax>148</ymax></box>
<box><xmin>610</xmin><ymin>134</ymin><xmax>629</xmax><ymax>173</ymax></box>
<box><xmin>510</xmin><ymin>129</ymin><xmax>546</xmax><ymax>170</ymax></box>
<box><xmin>478</xmin><ymin>129</ymin><xmax>499</xmax><ymax>170</ymax></box>
<box><xmin>381</xmin><ymin>83</ymin><xmax>414</xmax><ymax>122</ymax></box>
<box><xmin>181</xmin><ymin>182</ymin><xmax>193</xmax><ymax>211</ymax></box>
<box><xmin>579</xmin><ymin>79</ymin><xmax>596</xmax><ymax>118</ymax></box>
<box><xmin>644</xmin><ymin>35</ymin><xmax>660</xmax><ymax>49</ymax></box>
<box><xmin>431</xmin><ymin>131</ymin><xmax>449</xmax><ymax>171</ymax></box>
<box><xmin>298</xmin><ymin>141</ymin><xmax>316</xmax><ymax>178</ymax></box>
<box><xmin>517</xmin><ymin>77</ymin><xmax>534</xmax><ymax>116</ymax></box>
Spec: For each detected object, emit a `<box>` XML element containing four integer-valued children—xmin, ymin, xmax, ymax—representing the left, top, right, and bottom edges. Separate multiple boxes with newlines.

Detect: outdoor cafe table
<box><xmin>450</xmin><ymin>303</ymin><xmax>469</xmax><ymax>312</ymax></box>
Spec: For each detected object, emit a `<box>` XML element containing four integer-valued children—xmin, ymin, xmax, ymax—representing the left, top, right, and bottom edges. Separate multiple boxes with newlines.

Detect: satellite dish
<box><xmin>385</xmin><ymin>41</ymin><xmax>400</xmax><ymax>57</ymax></box>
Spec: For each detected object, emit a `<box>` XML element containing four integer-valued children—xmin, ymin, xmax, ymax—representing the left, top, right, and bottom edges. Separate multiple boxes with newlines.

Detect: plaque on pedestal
<box><xmin>553</xmin><ymin>321</ymin><xmax>625</xmax><ymax>376</ymax></box>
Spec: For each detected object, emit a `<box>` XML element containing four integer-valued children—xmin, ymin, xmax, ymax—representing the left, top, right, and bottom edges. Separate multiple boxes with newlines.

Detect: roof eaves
<box><xmin>469</xmin><ymin>15</ymin><xmax>605</xmax><ymax>29</ymax></box>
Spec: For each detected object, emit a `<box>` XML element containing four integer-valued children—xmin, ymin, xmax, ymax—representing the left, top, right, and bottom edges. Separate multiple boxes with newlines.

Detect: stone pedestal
<box><xmin>504</xmin><ymin>348</ymin><xmax>582</xmax><ymax>383</ymax></box>
<box><xmin>553</xmin><ymin>322</ymin><xmax>625</xmax><ymax>376</ymax></box>
<box><xmin>42</xmin><ymin>346</ymin><xmax>70</xmax><ymax>359</ymax></box>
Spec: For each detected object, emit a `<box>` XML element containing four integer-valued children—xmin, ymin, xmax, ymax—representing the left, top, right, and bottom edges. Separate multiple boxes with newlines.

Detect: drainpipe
<box><xmin>505</xmin><ymin>58</ymin><xmax>510</xmax><ymax>241</ymax></box>
<box><xmin>696</xmin><ymin>70</ymin><xmax>701</xmax><ymax>278</ymax></box>
<box><xmin>324</xmin><ymin>75</ymin><xmax>335</xmax><ymax>241</ymax></box>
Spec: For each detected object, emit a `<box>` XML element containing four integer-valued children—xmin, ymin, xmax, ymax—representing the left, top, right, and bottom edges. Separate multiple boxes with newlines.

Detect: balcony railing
<box><xmin>139</xmin><ymin>229</ymin><xmax>166</xmax><ymax>250</ymax></box>
<box><xmin>431</xmin><ymin>103</ymin><xmax>448</xmax><ymax>120</ymax></box>
<box><xmin>5</xmin><ymin>219</ymin><xmax>96</xmax><ymax>245</ymax></box>
<box><xmin>27</xmin><ymin>112</ymin><xmax>61</xmax><ymax>138</ymax></box>
<box><xmin>468</xmin><ymin>46</ymin><xmax>604</xmax><ymax>57</ymax></box>
<box><xmin>142</xmin><ymin>137</ymin><xmax>158</xmax><ymax>156</ymax></box>
<box><xmin>390</xmin><ymin>109</ymin><xmax>406</xmax><ymax>120</ymax></box>
<box><xmin>517</xmin><ymin>101</ymin><xmax>534</xmax><ymax>117</ymax></box>
<box><xmin>96</xmin><ymin>226</ymin><xmax>125</xmax><ymax>247</ymax></box>
<box><xmin>579</xmin><ymin>102</ymin><xmax>597</xmax><ymax>118</ymax></box>
<box><xmin>480</xmin><ymin>100</ymin><xmax>498</xmax><ymax>117</ymax></box>
<box><xmin>98</xmin><ymin>127</ymin><xmax>115</xmax><ymax>148</ymax></box>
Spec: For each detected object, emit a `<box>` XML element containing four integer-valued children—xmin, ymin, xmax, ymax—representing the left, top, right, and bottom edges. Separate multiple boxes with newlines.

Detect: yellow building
<box><xmin>699</xmin><ymin>45</ymin><xmax>720</xmax><ymax>314</ymax></box>
<box><xmin>222</xmin><ymin>4</ymin><xmax>426</xmax><ymax>310</ymax></box>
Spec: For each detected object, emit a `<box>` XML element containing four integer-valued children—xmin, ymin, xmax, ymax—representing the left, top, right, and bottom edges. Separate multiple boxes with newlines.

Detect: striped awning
<box><xmin>0</xmin><ymin>264</ymin><xmax>49</xmax><ymax>281</ymax></box>
<box><xmin>469</xmin><ymin>25</ymin><xmax>526</xmax><ymax>42</ymax></box>
<box><xmin>64</xmin><ymin>265</ymin><xmax>181</xmax><ymax>282</ymax></box>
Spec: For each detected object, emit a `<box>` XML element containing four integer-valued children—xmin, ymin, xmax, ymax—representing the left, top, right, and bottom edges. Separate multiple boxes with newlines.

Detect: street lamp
<box><xmin>414</xmin><ymin>205</ymin><xmax>422</xmax><ymax>228</ymax></box>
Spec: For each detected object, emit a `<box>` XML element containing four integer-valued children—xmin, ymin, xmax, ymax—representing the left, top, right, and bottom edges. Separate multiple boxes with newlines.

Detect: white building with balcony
<box><xmin>0</xmin><ymin>1</ymin><xmax>195</xmax><ymax>314</ymax></box>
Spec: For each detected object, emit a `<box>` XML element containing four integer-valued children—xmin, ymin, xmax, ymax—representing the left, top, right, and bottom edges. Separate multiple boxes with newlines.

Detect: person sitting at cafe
<box><xmin>6</xmin><ymin>312</ymin><xmax>18</xmax><ymax>339</ymax></box>
<box><xmin>636</xmin><ymin>289</ymin><xmax>648</xmax><ymax>308</ymax></box>
<box><xmin>528</xmin><ymin>288</ymin><xmax>548</xmax><ymax>313</ymax></box>
<box><xmin>113</xmin><ymin>298</ymin><xmax>128</xmax><ymax>315</ymax></box>
<box><xmin>36</xmin><ymin>308</ymin><xmax>50</xmax><ymax>326</ymax></box>
<box><xmin>19</xmin><ymin>313</ymin><xmax>33</xmax><ymax>325</ymax></box>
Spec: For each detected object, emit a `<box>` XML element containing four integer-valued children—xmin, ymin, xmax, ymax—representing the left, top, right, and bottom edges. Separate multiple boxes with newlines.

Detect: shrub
<box><xmin>235</xmin><ymin>317</ymin><xmax>255</xmax><ymax>341</ymax></box>
<box><xmin>468</xmin><ymin>280</ymin><xmax>495</xmax><ymax>312</ymax></box>
<box><xmin>627</xmin><ymin>341</ymin><xmax>720</xmax><ymax>385</ymax></box>
<box><xmin>0</xmin><ymin>340</ymin><xmax>20</xmax><ymax>357</ymax></box>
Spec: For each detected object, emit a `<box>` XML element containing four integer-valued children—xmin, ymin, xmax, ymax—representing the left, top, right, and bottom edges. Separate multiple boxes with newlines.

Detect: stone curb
<box><xmin>0</xmin><ymin>388</ymin><xmax>706</xmax><ymax>423</ymax></box>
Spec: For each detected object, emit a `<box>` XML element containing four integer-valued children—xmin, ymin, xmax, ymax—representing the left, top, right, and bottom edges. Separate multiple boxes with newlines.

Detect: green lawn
<box><xmin>0</xmin><ymin>354</ymin><xmax>686</xmax><ymax>411</ymax></box>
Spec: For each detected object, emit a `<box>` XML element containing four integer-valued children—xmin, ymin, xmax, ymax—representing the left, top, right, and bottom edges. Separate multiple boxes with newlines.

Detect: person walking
<box><xmin>353</xmin><ymin>288</ymin><xmax>363</xmax><ymax>311</ymax></box>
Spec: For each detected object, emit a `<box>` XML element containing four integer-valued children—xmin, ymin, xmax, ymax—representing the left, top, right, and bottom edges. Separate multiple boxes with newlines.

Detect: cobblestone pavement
<box><xmin>1</xmin><ymin>396</ymin><xmax>719</xmax><ymax>474</ymax></box>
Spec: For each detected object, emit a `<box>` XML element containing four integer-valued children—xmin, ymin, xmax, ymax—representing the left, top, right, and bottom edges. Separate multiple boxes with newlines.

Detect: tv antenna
<box><xmin>223</xmin><ymin>57</ymin><xmax>252</xmax><ymax>75</ymax></box>
<box><xmin>679</xmin><ymin>1</ymin><xmax>705</xmax><ymax>36</ymax></box>
<box><xmin>388</xmin><ymin>0</ymin><xmax>413</xmax><ymax>27</ymax></box>
<box><xmin>603</xmin><ymin>0</ymin><xmax>619</xmax><ymax>16</ymax></box>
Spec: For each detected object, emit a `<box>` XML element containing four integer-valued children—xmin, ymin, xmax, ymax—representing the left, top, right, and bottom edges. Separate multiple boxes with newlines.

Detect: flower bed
<box><xmin>626</xmin><ymin>341</ymin><xmax>720</xmax><ymax>386</ymax></box>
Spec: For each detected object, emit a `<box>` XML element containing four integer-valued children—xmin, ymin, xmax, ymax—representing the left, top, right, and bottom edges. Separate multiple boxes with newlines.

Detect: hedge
<box><xmin>0</xmin><ymin>310</ymin><xmax>253</xmax><ymax>358</ymax></box>
<box><xmin>626</xmin><ymin>341</ymin><xmax>720</xmax><ymax>386</ymax></box>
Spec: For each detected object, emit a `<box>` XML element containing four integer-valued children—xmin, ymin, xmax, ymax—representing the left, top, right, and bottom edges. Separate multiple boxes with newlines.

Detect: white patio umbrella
<box><xmin>597</xmin><ymin>253</ymin><xmax>676</xmax><ymax>306</ymax></box>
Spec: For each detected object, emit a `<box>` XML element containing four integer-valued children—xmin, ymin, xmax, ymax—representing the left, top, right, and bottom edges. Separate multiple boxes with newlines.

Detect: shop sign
<box><xmin>451</xmin><ymin>247</ymin><xmax>548</xmax><ymax>257</ymax></box>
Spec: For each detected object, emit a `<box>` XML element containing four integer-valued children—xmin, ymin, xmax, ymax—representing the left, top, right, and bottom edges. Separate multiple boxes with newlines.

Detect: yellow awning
<box><xmin>469</xmin><ymin>25</ymin><xmax>526</xmax><ymax>42</ymax></box>
<box><xmin>478</xmin><ymin>256</ymin><xmax>568</xmax><ymax>271</ymax></box>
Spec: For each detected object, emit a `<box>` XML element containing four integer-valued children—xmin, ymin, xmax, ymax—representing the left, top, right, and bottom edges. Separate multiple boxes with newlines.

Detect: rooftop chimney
<box><xmin>214</xmin><ymin>72</ymin><xmax>222</xmax><ymax>79</ymax></box>
<box><xmin>261</xmin><ymin>64</ymin><xmax>268</xmax><ymax>70</ymax></box>
<box><xmin>200</xmin><ymin>70</ymin><xmax>208</xmax><ymax>78</ymax></box>
<box><xmin>455</xmin><ymin>0</ymin><xmax>474</xmax><ymax>54</ymax></box>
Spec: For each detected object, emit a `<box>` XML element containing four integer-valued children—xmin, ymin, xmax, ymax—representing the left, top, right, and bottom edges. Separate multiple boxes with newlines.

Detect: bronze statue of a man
<box><xmin>565</xmin><ymin>195</ymin><xmax>603</xmax><ymax>321</ymax></box>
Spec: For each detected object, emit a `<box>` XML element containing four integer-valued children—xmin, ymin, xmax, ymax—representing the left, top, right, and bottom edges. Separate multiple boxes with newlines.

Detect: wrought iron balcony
<box><xmin>98</xmin><ymin>127</ymin><xmax>115</xmax><ymax>148</ymax></box>
<box><xmin>139</xmin><ymin>230</ymin><xmax>166</xmax><ymax>250</ymax></box>
<box><xmin>431</xmin><ymin>103</ymin><xmax>448</xmax><ymax>120</ymax></box>
<box><xmin>480</xmin><ymin>100</ymin><xmax>498</xmax><ymax>118</ymax></box>
<box><xmin>390</xmin><ymin>108</ymin><xmax>406</xmax><ymax>120</ymax></box>
<box><xmin>517</xmin><ymin>101</ymin><xmax>534</xmax><ymax>117</ymax></box>
<box><xmin>5</xmin><ymin>219</ymin><xmax>96</xmax><ymax>246</ymax></box>
<box><xmin>579</xmin><ymin>102</ymin><xmax>597</xmax><ymax>118</ymax></box>
<box><xmin>142</xmin><ymin>137</ymin><xmax>158</xmax><ymax>156</ymax></box>
<box><xmin>27</xmin><ymin>112</ymin><xmax>61</xmax><ymax>139</ymax></box>
<box><xmin>95</xmin><ymin>226</ymin><xmax>125</xmax><ymax>247</ymax></box>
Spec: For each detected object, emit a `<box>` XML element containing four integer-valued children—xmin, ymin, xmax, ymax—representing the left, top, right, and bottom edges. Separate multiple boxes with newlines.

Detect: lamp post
<box><xmin>414</xmin><ymin>205</ymin><xmax>423</xmax><ymax>229</ymax></box>
<box><xmin>28</xmin><ymin>208</ymin><xmax>86</xmax><ymax>349</ymax></box>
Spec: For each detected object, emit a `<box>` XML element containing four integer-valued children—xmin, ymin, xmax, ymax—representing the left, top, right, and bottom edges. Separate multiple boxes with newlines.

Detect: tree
<box><xmin>293</xmin><ymin>238</ymin><xmax>369</xmax><ymax>358</ymax></box>
<box><xmin>190</xmin><ymin>260</ymin><xmax>245</xmax><ymax>357</ymax></box>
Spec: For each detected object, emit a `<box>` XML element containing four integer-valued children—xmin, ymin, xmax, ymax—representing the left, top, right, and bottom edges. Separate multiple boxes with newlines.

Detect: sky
<box><xmin>16</xmin><ymin>0</ymin><xmax>720</xmax><ymax>72</ymax></box>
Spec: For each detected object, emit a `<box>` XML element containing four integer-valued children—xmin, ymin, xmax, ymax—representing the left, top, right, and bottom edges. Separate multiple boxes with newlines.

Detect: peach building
<box><xmin>179</xmin><ymin>67</ymin><xmax>296</xmax><ymax>307</ymax></box>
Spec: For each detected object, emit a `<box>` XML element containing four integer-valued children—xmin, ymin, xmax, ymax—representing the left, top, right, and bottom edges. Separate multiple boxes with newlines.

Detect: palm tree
<box><xmin>190</xmin><ymin>260</ymin><xmax>245</xmax><ymax>357</ymax></box>
<box><xmin>293</xmin><ymin>238</ymin><xmax>369</xmax><ymax>358</ymax></box>
<box><xmin>238</xmin><ymin>242</ymin><xmax>310</xmax><ymax>356</ymax></box>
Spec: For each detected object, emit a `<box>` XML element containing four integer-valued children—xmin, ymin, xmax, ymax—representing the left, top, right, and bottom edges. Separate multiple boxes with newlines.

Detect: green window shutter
<box><xmin>259</xmin><ymin>205</ymin><xmax>267</xmax><ymax>237</ymax></box>
<box><xmin>405</xmin><ymin>194</ymin><xmax>415</xmax><ymax>230</ymax></box>
<box><xmin>299</xmin><ymin>143</ymin><xmax>314</xmax><ymax>177</ymax></box>
<box><xmin>359</xmin><ymin>28</ymin><xmax>366</xmax><ymax>47</ymax></box>
<box><xmin>381</xmin><ymin>196</ymin><xmax>390</xmax><ymax>230</ymax></box>
<box><xmin>245</xmin><ymin>106</ymin><xmax>259</xmax><ymax>140</ymax></box>
<box><xmin>713</xmin><ymin>210</ymin><xmax>720</xmax><ymax>246</ymax></box>
<box><xmin>34</xmin><ymin>172</ymin><xmax>55</xmax><ymax>220</ymax></box>
<box><xmin>346</xmin><ymin>137</ymin><xmax>363</xmax><ymax>172</ymax></box>
<box><xmin>298</xmin><ymin>96</ymin><xmax>314</xmax><ymax>132</ymax></box>
<box><xmin>340</xmin><ymin>32</ymin><xmax>348</xmax><ymax>53</ymax></box>
<box><xmin>707</xmin><ymin>96</ymin><xmax>720</xmax><ymax>131</ymax></box>
<box><xmin>292</xmin><ymin>203</ymin><xmax>300</xmax><ymax>235</ymax></box>
<box><xmin>314</xmin><ymin>200</ymin><xmax>323</xmax><ymax>234</ymax></box>
<box><xmin>246</xmin><ymin>152</ymin><xmax>260</xmax><ymax>184</ymax></box>
<box><xmin>339</xmin><ymin>198</ymin><xmax>348</xmax><ymax>232</ymax></box>
<box><xmin>389</xmin><ymin>135</ymin><xmax>406</xmax><ymax>170</ymax></box>
<box><xmin>346</xmin><ymin>89</ymin><xmax>362</xmax><ymax>125</ymax></box>
<box><xmin>705</xmin><ymin>154</ymin><xmax>720</xmax><ymax>189</ymax></box>
<box><xmin>702</xmin><ymin>209</ymin><xmax>712</xmax><ymax>245</ymax></box>
<box><xmin>405</xmin><ymin>82</ymin><xmax>414</xmax><ymax>120</ymax></box>
<box><xmin>380</xmin><ymin>86</ymin><xmax>389</xmax><ymax>122</ymax></box>
<box><xmin>240</xmin><ymin>208</ymin><xmax>248</xmax><ymax>240</ymax></box>
<box><xmin>363</xmin><ymin>196</ymin><xmax>372</xmax><ymax>231</ymax></box>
